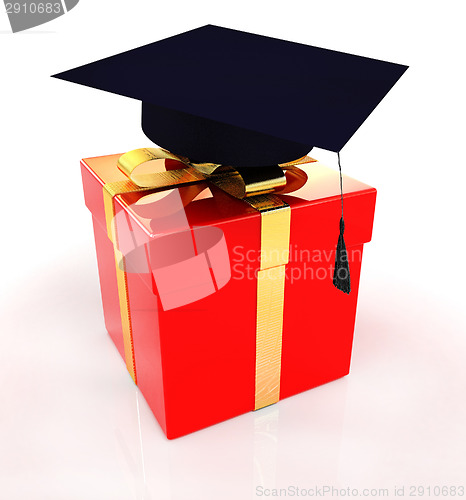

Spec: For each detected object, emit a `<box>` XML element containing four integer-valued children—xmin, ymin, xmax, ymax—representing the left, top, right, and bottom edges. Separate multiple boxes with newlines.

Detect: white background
<box><xmin>1</xmin><ymin>1</ymin><xmax>465</xmax><ymax>499</ymax></box>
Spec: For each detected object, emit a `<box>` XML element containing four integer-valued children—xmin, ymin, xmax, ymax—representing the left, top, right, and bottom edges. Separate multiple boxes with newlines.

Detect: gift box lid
<box><xmin>81</xmin><ymin>153</ymin><xmax>376</xmax><ymax>252</ymax></box>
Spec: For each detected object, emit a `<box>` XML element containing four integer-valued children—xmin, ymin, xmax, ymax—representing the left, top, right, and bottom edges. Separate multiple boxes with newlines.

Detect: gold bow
<box><xmin>116</xmin><ymin>147</ymin><xmax>312</xmax><ymax>199</ymax></box>
<box><xmin>103</xmin><ymin>147</ymin><xmax>316</xmax><ymax>410</ymax></box>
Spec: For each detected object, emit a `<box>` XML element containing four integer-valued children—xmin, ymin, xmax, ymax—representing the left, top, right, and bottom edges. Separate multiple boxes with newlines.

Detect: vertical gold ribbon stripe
<box><xmin>254</xmin><ymin>265</ymin><xmax>287</xmax><ymax>409</ymax></box>
<box><xmin>247</xmin><ymin>196</ymin><xmax>291</xmax><ymax>410</ymax></box>
<box><xmin>259</xmin><ymin>203</ymin><xmax>291</xmax><ymax>270</ymax></box>
<box><xmin>102</xmin><ymin>181</ymin><xmax>150</xmax><ymax>384</ymax></box>
<box><xmin>113</xmin><ymin>250</ymin><xmax>137</xmax><ymax>383</ymax></box>
<box><xmin>103</xmin><ymin>180</ymin><xmax>150</xmax><ymax>241</ymax></box>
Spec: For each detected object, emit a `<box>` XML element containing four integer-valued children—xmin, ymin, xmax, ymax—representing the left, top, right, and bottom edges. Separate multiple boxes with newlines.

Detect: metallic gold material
<box><xmin>118</xmin><ymin>148</ymin><xmax>207</xmax><ymax>189</ymax></box>
<box><xmin>254</xmin><ymin>265</ymin><xmax>287</xmax><ymax>410</ymax></box>
<box><xmin>119</xmin><ymin>147</ymin><xmax>223</xmax><ymax>190</ymax></box>
<box><xmin>117</xmin><ymin>147</ymin><xmax>316</xmax><ymax>199</ymax></box>
<box><xmin>259</xmin><ymin>204</ymin><xmax>291</xmax><ymax>270</ymax></box>
<box><xmin>245</xmin><ymin>193</ymin><xmax>287</xmax><ymax>212</ymax></box>
<box><xmin>248</xmin><ymin>196</ymin><xmax>291</xmax><ymax>410</ymax></box>
<box><xmin>102</xmin><ymin>180</ymin><xmax>147</xmax><ymax>384</ymax></box>
<box><xmin>103</xmin><ymin>180</ymin><xmax>149</xmax><ymax>241</ymax></box>
<box><xmin>204</xmin><ymin>167</ymin><xmax>248</xmax><ymax>199</ymax></box>
<box><xmin>113</xmin><ymin>249</ymin><xmax>137</xmax><ymax>383</ymax></box>
<box><xmin>278</xmin><ymin>156</ymin><xmax>313</xmax><ymax>167</ymax></box>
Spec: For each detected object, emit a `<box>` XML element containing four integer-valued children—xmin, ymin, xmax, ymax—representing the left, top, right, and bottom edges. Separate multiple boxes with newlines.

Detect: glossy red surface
<box><xmin>81</xmin><ymin>154</ymin><xmax>376</xmax><ymax>439</ymax></box>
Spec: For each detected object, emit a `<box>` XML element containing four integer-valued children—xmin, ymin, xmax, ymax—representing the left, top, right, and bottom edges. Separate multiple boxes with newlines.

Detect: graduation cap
<box><xmin>53</xmin><ymin>25</ymin><xmax>407</xmax><ymax>292</ymax></box>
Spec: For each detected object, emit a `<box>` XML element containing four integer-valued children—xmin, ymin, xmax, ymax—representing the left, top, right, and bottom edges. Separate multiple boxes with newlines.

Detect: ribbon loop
<box><xmin>117</xmin><ymin>147</ymin><xmax>206</xmax><ymax>188</ymax></box>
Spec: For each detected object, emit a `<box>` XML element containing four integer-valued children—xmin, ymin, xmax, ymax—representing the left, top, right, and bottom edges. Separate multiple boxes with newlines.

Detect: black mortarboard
<box><xmin>54</xmin><ymin>25</ymin><xmax>407</xmax><ymax>294</ymax></box>
<box><xmin>52</xmin><ymin>24</ymin><xmax>407</xmax><ymax>167</ymax></box>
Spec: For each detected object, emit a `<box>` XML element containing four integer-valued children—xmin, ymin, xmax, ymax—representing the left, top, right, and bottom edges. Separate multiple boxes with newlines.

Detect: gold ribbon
<box><xmin>102</xmin><ymin>147</ymin><xmax>315</xmax><ymax>408</ymax></box>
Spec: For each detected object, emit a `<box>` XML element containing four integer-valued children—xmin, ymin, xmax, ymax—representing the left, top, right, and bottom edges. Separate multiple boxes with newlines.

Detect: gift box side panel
<box><xmin>280</xmin><ymin>243</ymin><xmax>364</xmax><ymax>399</ymax></box>
<box><xmin>157</xmin><ymin>215</ymin><xmax>261</xmax><ymax>439</ymax></box>
<box><xmin>91</xmin><ymin>216</ymin><xmax>126</xmax><ymax>360</ymax></box>
<box><xmin>125</xmin><ymin>259</ymin><xmax>167</xmax><ymax>435</ymax></box>
<box><xmin>122</xmin><ymin>201</ymin><xmax>168</xmax><ymax>435</ymax></box>
<box><xmin>82</xmin><ymin>158</ymin><xmax>127</xmax><ymax>359</ymax></box>
<box><xmin>280</xmin><ymin>188</ymin><xmax>376</xmax><ymax>398</ymax></box>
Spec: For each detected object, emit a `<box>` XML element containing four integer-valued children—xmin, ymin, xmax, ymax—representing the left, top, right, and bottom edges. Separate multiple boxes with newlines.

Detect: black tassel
<box><xmin>333</xmin><ymin>151</ymin><xmax>351</xmax><ymax>294</ymax></box>
<box><xmin>333</xmin><ymin>217</ymin><xmax>351</xmax><ymax>294</ymax></box>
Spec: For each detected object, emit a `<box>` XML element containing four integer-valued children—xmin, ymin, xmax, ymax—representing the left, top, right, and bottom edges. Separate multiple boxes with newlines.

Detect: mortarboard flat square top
<box><xmin>53</xmin><ymin>25</ymin><xmax>407</xmax><ymax>167</ymax></box>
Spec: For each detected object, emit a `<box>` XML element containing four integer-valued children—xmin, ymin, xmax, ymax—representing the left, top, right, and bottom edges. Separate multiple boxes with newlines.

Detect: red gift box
<box><xmin>81</xmin><ymin>152</ymin><xmax>376</xmax><ymax>439</ymax></box>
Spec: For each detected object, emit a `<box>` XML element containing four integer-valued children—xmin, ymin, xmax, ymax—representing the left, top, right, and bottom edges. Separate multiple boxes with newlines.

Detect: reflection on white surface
<box><xmin>0</xmin><ymin>251</ymin><xmax>465</xmax><ymax>500</ymax></box>
<box><xmin>253</xmin><ymin>407</ymin><xmax>279</xmax><ymax>492</ymax></box>
<box><xmin>117</xmin><ymin>393</ymin><xmax>282</xmax><ymax>499</ymax></box>
<box><xmin>114</xmin><ymin>391</ymin><xmax>150</xmax><ymax>500</ymax></box>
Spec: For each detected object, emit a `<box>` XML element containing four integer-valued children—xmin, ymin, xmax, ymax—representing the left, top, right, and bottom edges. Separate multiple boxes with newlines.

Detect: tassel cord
<box><xmin>332</xmin><ymin>150</ymin><xmax>351</xmax><ymax>294</ymax></box>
